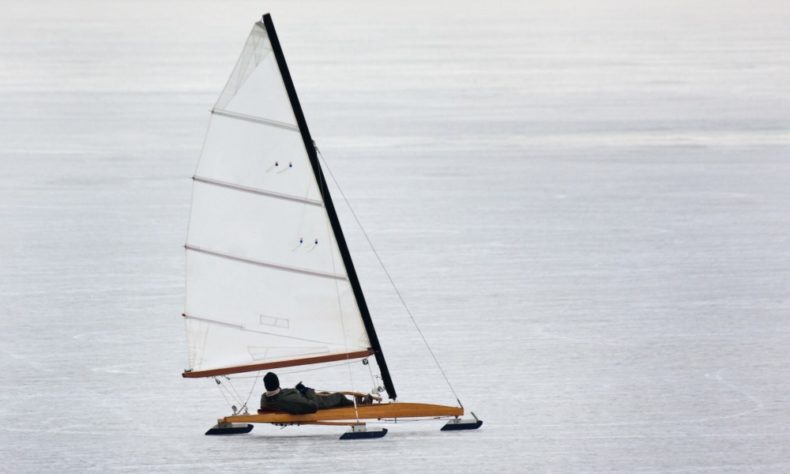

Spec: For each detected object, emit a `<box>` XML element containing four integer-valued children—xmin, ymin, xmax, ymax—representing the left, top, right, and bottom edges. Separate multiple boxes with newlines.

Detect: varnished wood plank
<box><xmin>222</xmin><ymin>402</ymin><xmax>464</xmax><ymax>424</ymax></box>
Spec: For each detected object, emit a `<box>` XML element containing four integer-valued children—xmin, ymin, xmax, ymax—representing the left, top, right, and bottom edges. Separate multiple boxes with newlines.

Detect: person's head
<box><xmin>263</xmin><ymin>372</ymin><xmax>280</xmax><ymax>391</ymax></box>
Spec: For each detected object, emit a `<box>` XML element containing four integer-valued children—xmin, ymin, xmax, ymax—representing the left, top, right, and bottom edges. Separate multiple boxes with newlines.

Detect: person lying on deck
<box><xmin>259</xmin><ymin>371</ymin><xmax>372</xmax><ymax>414</ymax></box>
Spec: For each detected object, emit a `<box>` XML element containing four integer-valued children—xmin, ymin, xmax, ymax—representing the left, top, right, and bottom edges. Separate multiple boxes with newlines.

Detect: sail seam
<box><xmin>185</xmin><ymin>244</ymin><xmax>349</xmax><ymax>281</ymax></box>
<box><xmin>182</xmin><ymin>313</ymin><xmax>351</xmax><ymax>346</ymax></box>
<box><xmin>193</xmin><ymin>175</ymin><xmax>323</xmax><ymax>207</ymax></box>
<box><xmin>212</xmin><ymin>108</ymin><xmax>298</xmax><ymax>131</ymax></box>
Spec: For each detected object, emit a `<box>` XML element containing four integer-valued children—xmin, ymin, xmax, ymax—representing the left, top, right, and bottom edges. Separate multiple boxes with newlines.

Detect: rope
<box><xmin>214</xmin><ymin>377</ymin><xmax>237</xmax><ymax>411</ymax></box>
<box><xmin>241</xmin><ymin>372</ymin><xmax>261</xmax><ymax>414</ymax></box>
<box><xmin>224</xmin><ymin>376</ymin><xmax>245</xmax><ymax>404</ymax></box>
<box><xmin>214</xmin><ymin>375</ymin><xmax>258</xmax><ymax>414</ymax></box>
<box><xmin>316</xmin><ymin>146</ymin><xmax>464</xmax><ymax>408</ymax></box>
<box><xmin>364</xmin><ymin>358</ymin><xmax>381</xmax><ymax>394</ymax></box>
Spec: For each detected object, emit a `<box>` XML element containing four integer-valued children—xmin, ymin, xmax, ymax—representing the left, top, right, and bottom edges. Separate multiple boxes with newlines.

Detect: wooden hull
<box><xmin>222</xmin><ymin>402</ymin><xmax>463</xmax><ymax>425</ymax></box>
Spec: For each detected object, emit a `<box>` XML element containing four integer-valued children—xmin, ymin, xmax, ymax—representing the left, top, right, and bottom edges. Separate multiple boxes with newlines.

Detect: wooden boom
<box><xmin>182</xmin><ymin>350</ymin><xmax>374</xmax><ymax>378</ymax></box>
<box><xmin>222</xmin><ymin>402</ymin><xmax>463</xmax><ymax>425</ymax></box>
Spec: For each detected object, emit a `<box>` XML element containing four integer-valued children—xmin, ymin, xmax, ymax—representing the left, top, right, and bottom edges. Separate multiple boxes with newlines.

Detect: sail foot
<box><xmin>182</xmin><ymin>349</ymin><xmax>374</xmax><ymax>378</ymax></box>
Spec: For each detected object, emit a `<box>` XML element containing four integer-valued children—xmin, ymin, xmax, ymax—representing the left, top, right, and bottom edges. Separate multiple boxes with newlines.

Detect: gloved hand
<box><xmin>295</xmin><ymin>381</ymin><xmax>312</xmax><ymax>394</ymax></box>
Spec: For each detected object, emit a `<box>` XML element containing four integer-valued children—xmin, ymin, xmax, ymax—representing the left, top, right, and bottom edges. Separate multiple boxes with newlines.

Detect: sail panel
<box><xmin>185</xmin><ymin>250</ymin><xmax>370</xmax><ymax>373</ymax></box>
<box><xmin>183</xmin><ymin>20</ymin><xmax>372</xmax><ymax>377</ymax></box>
<box><xmin>188</xmin><ymin>181</ymin><xmax>344</xmax><ymax>276</ymax></box>
<box><xmin>196</xmin><ymin>113</ymin><xmax>320</xmax><ymax>203</ymax></box>
<box><xmin>214</xmin><ymin>24</ymin><xmax>295</xmax><ymax>125</ymax></box>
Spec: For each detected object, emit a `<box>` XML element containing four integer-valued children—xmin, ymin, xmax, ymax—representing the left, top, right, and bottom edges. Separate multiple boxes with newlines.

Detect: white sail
<box><xmin>184</xmin><ymin>22</ymin><xmax>372</xmax><ymax>377</ymax></box>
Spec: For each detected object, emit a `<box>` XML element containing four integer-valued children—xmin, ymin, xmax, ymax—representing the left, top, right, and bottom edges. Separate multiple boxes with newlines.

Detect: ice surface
<box><xmin>1</xmin><ymin>0</ymin><xmax>789</xmax><ymax>472</ymax></box>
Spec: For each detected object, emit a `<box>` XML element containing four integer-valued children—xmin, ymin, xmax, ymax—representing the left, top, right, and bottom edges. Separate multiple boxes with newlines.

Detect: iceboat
<box><xmin>182</xmin><ymin>13</ymin><xmax>482</xmax><ymax>440</ymax></box>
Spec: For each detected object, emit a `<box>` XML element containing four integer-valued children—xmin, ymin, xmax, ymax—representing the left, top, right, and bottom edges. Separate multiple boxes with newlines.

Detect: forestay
<box><xmin>183</xmin><ymin>22</ymin><xmax>372</xmax><ymax>378</ymax></box>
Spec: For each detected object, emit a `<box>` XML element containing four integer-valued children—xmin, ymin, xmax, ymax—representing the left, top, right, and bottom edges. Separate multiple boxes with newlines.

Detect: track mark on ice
<box><xmin>534</xmin><ymin>325</ymin><xmax>628</xmax><ymax>347</ymax></box>
<box><xmin>536</xmin><ymin>368</ymin><xmax>763</xmax><ymax>428</ymax></box>
<box><xmin>90</xmin><ymin>364</ymin><xmax>139</xmax><ymax>375</ymax></box>
<box><xmin>700</xmin><ymin>368</ymin><xmax>764</xmax><ymax>421</ymax></box>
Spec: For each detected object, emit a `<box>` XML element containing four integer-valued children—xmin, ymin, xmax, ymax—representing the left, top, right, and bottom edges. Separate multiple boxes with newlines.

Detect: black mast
<box><xmin>261</xmin><ymin>13</ymin><xmax>397</xmax><ymax>400</ymax></box>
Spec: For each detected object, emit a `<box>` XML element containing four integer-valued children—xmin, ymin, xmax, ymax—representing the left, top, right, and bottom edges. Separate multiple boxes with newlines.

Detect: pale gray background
<box><xmin>1</xmin><ymin>0</ymin><xmax>789</xmax><ymax>472</ymax></box>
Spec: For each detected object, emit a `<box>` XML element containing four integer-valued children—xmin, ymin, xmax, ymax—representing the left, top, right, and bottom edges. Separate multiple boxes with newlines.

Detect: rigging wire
<box><xmin>316</xmin><ymin>146</ymin><xmax>464</xmax><ymax>408</ymax></box>
<box><xmin>316</xmin><ymin>147</ymin><xmax>361</xmax><ymax>422</ymax></box>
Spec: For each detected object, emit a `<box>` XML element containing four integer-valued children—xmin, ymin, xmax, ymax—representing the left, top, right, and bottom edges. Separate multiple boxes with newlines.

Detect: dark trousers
<box><xmin>306</xmin><ymin>390</ymin><xmax>354</xmax><ymax>409</ymax></box>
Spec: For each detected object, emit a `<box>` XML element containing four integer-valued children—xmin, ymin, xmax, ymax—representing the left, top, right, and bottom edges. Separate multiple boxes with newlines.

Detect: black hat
<box><xmin>263</xmin><ymin>372</ymin><xmax>279</xmax><ymax>391</ymax></box>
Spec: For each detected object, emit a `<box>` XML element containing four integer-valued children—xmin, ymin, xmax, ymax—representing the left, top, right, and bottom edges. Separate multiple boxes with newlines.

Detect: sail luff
<box><xmin>261</xmin><ymin>14</ymin><xmax>397</xmax><ymax>400</ymax></box>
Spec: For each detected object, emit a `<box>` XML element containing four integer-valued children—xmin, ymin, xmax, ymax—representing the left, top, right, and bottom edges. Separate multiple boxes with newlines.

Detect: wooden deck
<box><xmin>222</xmin><ymin>402</ymin><xmax>464</xmax><ymax>424</ymax></box>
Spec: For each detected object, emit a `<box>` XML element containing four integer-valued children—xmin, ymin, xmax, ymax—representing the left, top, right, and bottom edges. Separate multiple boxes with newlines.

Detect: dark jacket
<box><xmin>260</xmin><ymin>388</ymin><xmax>318</xmax><ymax>414</ymax></box>
<box><xmin>260</xmin><ymin>388</ymin><xmax>354</xmax><ymax>414</ymax></box>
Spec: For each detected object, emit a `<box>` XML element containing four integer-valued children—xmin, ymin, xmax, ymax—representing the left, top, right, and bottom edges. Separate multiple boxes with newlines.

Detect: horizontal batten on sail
<box><xmin>182</xmin><ymin>313</ymin><xmax>346</xmax><ymax>345</ymax></box>
<box><xmin>212</xmin><ymin>108</ymin><xmax>298</xmax><ymax>131</ymax></box>
<box><xmin>193</xmin><ymin>175</ymin><xmax>323</xmax><ymax>207</ymax></box>
<box><xmin>185</xmin><ymin>244</ymin><xmax>349</xmax><ymax>281</ymax></box>
<box><xmin>182</xmin><ymin>349</ymin><xmax>374</xmax><ymax>378</ymax></box>
<box><xmin>183</xmin><ymin>313</ymin><xmax>243</xmax><ymax>330</ymax></box>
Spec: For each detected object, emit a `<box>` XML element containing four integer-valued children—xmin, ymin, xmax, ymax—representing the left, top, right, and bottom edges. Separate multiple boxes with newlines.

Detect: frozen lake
<box><xmin>1</xmin><ymin>0</ymin><xmax>789</xmax><ymax>471</ymax></box>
